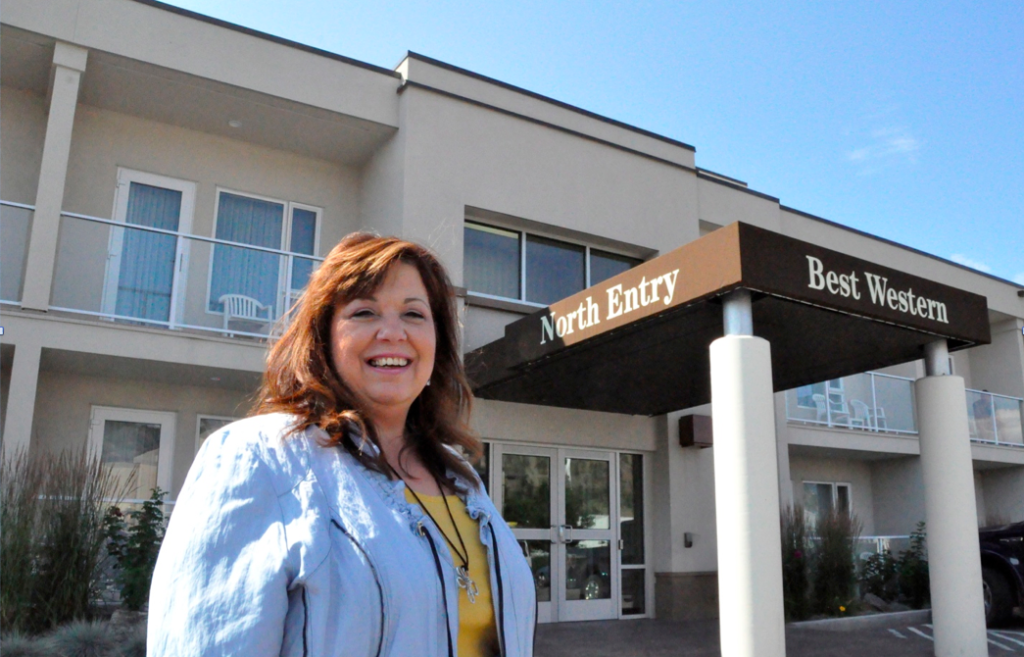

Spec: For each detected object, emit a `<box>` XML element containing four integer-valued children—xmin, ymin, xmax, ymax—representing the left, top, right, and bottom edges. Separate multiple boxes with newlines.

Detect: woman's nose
<box><xmin>376</xmin><ymin>314</ymin><xmax>407</xmax><ymax>340</ymax></box>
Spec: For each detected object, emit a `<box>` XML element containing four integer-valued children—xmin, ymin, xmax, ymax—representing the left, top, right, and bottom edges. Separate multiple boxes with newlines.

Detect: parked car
<box><xmin>980</xmin><ymin>521</ymin><xmax>1024</xmax><ymax>625</ymax></box>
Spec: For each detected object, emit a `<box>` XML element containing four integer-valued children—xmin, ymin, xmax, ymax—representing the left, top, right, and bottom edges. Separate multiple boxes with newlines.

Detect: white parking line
<box><xmin>907</xmin><ymin>626</ymin><xmax>933</xmax><ymax>641</ymax></box>
<box><xmin>888</xmin><ymin>629</ymin><xmax>906</xmax><ymax>639</ymax></box>
<box><xmin>989</xmin><ymin>637</ymin><xmax>1014</xmax><ymax>651</ymax></box>
<box><xmin>991</xmin><ymin>631</ymin><xmax>1024</xmax><ymax>648</ymax></box>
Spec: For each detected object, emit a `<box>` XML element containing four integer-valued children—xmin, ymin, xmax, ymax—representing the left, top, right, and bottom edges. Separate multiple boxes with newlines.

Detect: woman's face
<box><xmin>330</xmin><ymin>263</ymin><xmax>437</xmax><ymax>429</ymax></box>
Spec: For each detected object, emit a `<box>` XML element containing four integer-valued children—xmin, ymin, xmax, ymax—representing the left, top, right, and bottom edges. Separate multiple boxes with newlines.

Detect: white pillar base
<box><xmin>916</xmin><ymin>375</ymin><xmax>987</xmax><ymax>657</ymax></box>
<box><xmin>711</xmin><ymin>335</ymin><xmax>786</xmax><ymax>657</ymax></box>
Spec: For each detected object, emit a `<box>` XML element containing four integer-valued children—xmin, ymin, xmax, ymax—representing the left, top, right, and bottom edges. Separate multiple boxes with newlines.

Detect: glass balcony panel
<box><xmin>52</xmin><ymin>213</ymin><xmax>117</xmax><ymax>315</ymax></box>
<box><xmin>967</xmin><ymin>389</ymin><xmax>996</xmax><ymax>442</ymax></box>
<box><xmin>786</xmin><ymin>372</ymin><xmax>917</xmax><ymax>434</ymax></box>
<box><xmin>0</xmin><ymin>203</ymin><xmax>33</xmax><ymax>304</ymax></box>
<box><xmin>51</xmin><ymin>212</ymin><xmax>321</xmax><ymax>339</ymax></box>
<box><xmin>993</xmin><ymin>396</ymin><xmax>1024</xmax><ymax>446</ymax></box>
<box><xmin>969</xmin><ymin>389</ymin><xmax>1024</xmax><ymax>446</ymax></box>
<box><xmin>870</xmin><ymin>374</ymin><xmax>917</xmax><ymax>433</ymax></box>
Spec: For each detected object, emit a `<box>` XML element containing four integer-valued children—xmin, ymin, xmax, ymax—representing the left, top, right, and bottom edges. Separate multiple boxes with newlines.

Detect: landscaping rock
<box><xmin>862</xmin><ymin>593</ymin><xmax>889</xmax><ymax>612</ymax></box>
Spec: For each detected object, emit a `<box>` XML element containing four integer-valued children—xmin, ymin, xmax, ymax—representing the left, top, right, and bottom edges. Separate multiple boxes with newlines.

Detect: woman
<box><xmin>148</xmin><ymin>233</ymin><xmax>536</xmax><ymax>657</ymax></box>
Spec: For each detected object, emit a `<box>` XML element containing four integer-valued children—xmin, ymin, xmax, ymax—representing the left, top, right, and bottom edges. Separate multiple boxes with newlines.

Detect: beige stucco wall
<box><xmin>31</xmin><ymin>370</ymin><xmax>251</xmax><ymax>497</ymax></box>
<box><xmin>471</xmin><ymin>398</ymin><xmax>657</xmax><ymax>452</ymax></box>
<box><xmin>381</xmin><ymin>86</ymin><xmax>699</xmax><ymax>281</ymax></box>
<box><xmin>3</xmin><ymin>0</ymin><xmax>400</xmax><ymax>128</ymax></box>
<box><xmin>870</xmin><ymin>457</ymin><xmax>926</xmax><ymax>536</ymax></box>
<box><xmin>698</xmin><ymin>177</ymin><xmax>781</xmax><ymax>232</ymax></box>
<box><xmin>966</xmin><ymin>319</ymin><xmax>1024</xmax><ymax>398</ymax></box>
<box><xmin>48</xmin><ymin>102</ymin><xmax>360</xmax><ymax>320</ymax></box>
<box><xmin>979</xmin><ymin>466</ymin><xmax>1024</xmax><ymax>525</ymax></box>
<box><xmin>789</xmin><ymin>455</ymin><xmax>876</xmax><ymax>535</ymax></box>
<box><xmin>0</xmin><ymin>86</ymin><xmax>47</xmax><ymax>204</ymax></box>
<box><xmin>652</xmin><ymin>410</ymin><xmax>719</xmax><ymax>576</ymax></box>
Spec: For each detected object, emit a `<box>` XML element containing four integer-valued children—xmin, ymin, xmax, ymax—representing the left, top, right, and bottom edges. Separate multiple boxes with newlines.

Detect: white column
<box><xmin>21</xmin><ymin>42</ymin><xmax>88</xmax><ymax>312</ymax></box>
<box><xmin>1</xmin><ymin>342</ymin><xmax>42</xmax><ymax>456</ymax></box>
<box><xmin>711</xmin><ymin>289</ymin><xmax>785</xmax><ymax>657</ymax></box>
<box><xmin>917</xmin><ymin>340</ymin><xmax>987</xmax><ymax>657</ymax></box>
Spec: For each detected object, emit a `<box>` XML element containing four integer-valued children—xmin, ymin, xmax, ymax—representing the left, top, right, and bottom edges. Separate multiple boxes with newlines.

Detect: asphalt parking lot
<box><xmin>534</xmin><ymin>615</ymin><xmax>1024</xmax><ymax>657</ymax></box>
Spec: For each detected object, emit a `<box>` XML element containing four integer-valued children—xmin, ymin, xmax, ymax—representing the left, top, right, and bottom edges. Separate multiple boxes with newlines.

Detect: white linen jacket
<box><xmin>148</xmin><ymin>413</ymin><xmax>536</xmax><ymax>657</ymax></box>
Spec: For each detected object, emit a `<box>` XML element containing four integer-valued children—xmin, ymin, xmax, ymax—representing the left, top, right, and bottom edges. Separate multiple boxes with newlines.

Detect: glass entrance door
<box><xmin>494</xmin><ymin>445</ymin><xmax>619</xmax><ymax>623</ymax></box>
<box><xmin>558</xmin><ymin>449</ymin><xmax>616</xmax><ymax>621</ymax></box>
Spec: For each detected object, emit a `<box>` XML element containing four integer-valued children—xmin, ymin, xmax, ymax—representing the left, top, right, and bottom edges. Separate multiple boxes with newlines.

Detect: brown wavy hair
<box><xmin>255</xmin><ymin>232</ymin><xmax>481</xmax><ymax>485</ymax></box>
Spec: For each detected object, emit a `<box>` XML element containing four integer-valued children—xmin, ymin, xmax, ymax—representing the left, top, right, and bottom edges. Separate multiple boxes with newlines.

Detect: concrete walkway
<box><xmin>535</xmin><ymin>616</ymin><xmax>1024</xmax><ymax>656</ymax></box>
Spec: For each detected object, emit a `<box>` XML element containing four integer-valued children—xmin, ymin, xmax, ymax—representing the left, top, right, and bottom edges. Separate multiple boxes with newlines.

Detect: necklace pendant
<box><xmin>456</xmin><ymin>566</ymin><xmax>480</xmax><ymax>604</ymax></box>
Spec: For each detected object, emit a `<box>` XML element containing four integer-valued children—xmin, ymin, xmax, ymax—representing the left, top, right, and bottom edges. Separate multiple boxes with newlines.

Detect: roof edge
<box><xmin>403</xmin><ymin>51</ymin><xmax>697</xmax><ymax>153</ymax></box>
<box><xmin>127</xmin><ymin>0</ymin><xmax>400</xmax><ymax>78</ymax></box>
<box><xmin>780</xmin><ymin>205</ymin><xmax>1024</xmax><ymax>291</ymax></box>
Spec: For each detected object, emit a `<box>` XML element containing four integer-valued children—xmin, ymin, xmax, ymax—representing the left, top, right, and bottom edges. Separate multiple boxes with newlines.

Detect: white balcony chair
<box><xmin>219</xmin><ymin>293</ymin><xmax>274</xmax><ymax>337</ymax></box>
<box><xmin>870</xmin><ymin>406</ymin><xmax>888</xmax><ymax>432</ymax></box>
<box><xmin>849</xmin><ymin>399</ymin><xmax>871</xmax><ymax>430</ymax></box>
<box><xmin>813</xmin><ymin>393</ymin><xmax>851</xmax><ymax>427</ymax></box>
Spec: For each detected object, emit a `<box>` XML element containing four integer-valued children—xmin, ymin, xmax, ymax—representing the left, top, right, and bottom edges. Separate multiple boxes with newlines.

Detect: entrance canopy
<box><xmin>466</xmin><ymin>222</ymin><xmax>991</xmax><ymax>416</ymax></box>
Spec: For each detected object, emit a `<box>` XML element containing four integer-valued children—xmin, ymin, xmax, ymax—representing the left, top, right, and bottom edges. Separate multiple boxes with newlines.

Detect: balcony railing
<box><xmin>785</xmin><ymin>371</ymin><xmax>919</xmax><ymax>435</ymax></box>
<box><xmin>49</xmin><ymin>210</ymin><xmax>323</xmax><ymax>339</ymax></box>
<box><xmin>967</xmin><ymin>388</ymin><xmax>1024</xmax><ymax>447</ymax></box>
<box><xmin>1</xmin><ymin>200</ymin><xmax>35</xmax><ymax>305</ymax></box>
<box><xmin>787</xmin><ymin>373</ymin><xmax>1024</xmax><ymax>448</ymax></box>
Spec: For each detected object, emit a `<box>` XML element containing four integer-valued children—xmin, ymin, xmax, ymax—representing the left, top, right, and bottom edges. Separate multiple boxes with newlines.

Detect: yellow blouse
<box><xmin>405</xmin><ymin>489</ymin><xmax>499</xmax><ymax>657</ymax></box>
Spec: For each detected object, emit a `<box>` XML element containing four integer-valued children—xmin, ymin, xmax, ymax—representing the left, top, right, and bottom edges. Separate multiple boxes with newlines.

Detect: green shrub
<box><xmin>0</xmin><ymin>449</ymin><xmax>132</xmax><ymax>635</ymax></box>
<box><xmin>780</xmin><ymin>505</ymin><xmax>811</xmax><ymax>620</ymax></box>
<box><xmin>810</xmin><ymin>507</ymin><xmax>862</xmax><ymax>616</ymax></box>
<box><xmin>859</xmin><ymin>549</ymin><xmax>899</xmax><ymax>600</ymax></box>
<box><xmin>898</xmin><ymin>522</ymin><xmax>930</xmax><ymax>608</ymax></box>
<box><xmin>48</xmin><ymin>620</ymin><xmax>117</xmax><ymax>657</ymax></box>
<box><xmin>103</xmin><ymin>488</ymin><xmax>167</xmax><ymax>611</ymax></box>
<box><xmin>0</xmin><ymin>631</ymin><xmax>50</xmax><ymax>657</ymax></box>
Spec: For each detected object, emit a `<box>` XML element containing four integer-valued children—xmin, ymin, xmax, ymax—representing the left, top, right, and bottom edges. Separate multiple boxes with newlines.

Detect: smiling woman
<box><xmin>147</xmin><ymin>233</ymin><xmax>536</xmax><ymax>657</ymax></box>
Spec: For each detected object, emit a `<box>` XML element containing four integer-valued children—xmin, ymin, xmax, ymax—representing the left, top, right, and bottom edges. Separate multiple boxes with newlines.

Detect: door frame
<box><xmin>493</xmin><ymin>443</ymin><xmax>635</xmax><ymax>623</ymax></box>
<box><xmin>101</xmin><ymin>168</ymin><xmax>196</xmax><ymax>327</ymax></box>
<box><xmin>87</xmin><ymin>405</ymin><xmax>177</xmax><ymax>501</ymax></box>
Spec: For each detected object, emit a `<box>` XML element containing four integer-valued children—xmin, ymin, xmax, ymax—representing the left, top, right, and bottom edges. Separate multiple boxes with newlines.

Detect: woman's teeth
<box><xmin>370</xmin><ymin>357</ymin><xmax>409</xmax><ymax>368</ymax></box>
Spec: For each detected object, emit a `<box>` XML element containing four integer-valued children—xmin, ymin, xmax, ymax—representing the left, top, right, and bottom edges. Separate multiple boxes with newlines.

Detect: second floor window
<box><xmin>208</xmin><ymin>190</ymin><xmax>321</xmax><ymax>315</ymax></box>
<box><xmin>464</xmin><ymin>221</ymin><xmax>641</xmax><ymax>306</ymax></box>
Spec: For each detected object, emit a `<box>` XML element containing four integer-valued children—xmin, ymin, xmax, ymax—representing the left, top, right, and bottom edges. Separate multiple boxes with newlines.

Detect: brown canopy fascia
<box><xmin>466</xmin><ymin>222</ymin><xmax>991</xmax><ymax>416</ymax></box>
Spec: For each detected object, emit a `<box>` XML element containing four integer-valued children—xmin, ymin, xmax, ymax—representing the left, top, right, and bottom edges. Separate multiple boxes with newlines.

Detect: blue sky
<box><xmin>162</xmin><ymin>0</ymin><xmax>1023</xmax><ymax>285</ymax></box>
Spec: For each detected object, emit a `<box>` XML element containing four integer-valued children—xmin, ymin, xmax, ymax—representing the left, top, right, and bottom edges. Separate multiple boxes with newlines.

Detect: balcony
<box><xmin>786</xmin><ymin>372</ymin><xmax>1024</xmax><ymax>448</ymax></box>
<box><xmin>785</xmin><ymin>372</ymin><xmax>918</xmax><ymax>435</ymax></box>
<box><xmin>967</xmin><ymin>389</ymin><xmax>1024</xmax><ymax>447</ymax></box>
<box><xmin>1</xmin><ymin>200</ymin><xmax>34</xmax><ymax>305</ymax></box>
<box><xmin>41</xmin><ymin>209</ymin><xmax>322</xmax><ymax>339</ymax></box>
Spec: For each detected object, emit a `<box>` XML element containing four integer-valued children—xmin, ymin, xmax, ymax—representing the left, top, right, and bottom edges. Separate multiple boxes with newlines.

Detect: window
<box><xmin>88</xmin><ymin>406</ymin><xmax>176</xmax><ymax>502</ymax></box>
<box><xmin>802</xmin><ymin>481</ymin><xmax>851</xmax><ymax>527</ymax></box>
<box><xmin>196</xmin><ymin>415</ymin><xmax>239</xmax><ymax>453</ymax></box>
<box><xmin>619</xmin><ymin>453</ymin><xmax>646</xmax><ymax>616</ymax></box>
<box><xmin>464</xmin><ymin>221</ymin><xmax>642</xmax><ymax>306</ymax></box>
<box><xmin>208</xmin><ymin>190</ymin><xmax>321</xmax><ymax>317</ymax></box>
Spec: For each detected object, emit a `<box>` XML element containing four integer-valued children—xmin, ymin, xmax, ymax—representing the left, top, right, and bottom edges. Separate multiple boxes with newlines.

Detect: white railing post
<box><xmin>870</xmin><ymin>372</ymin><xmax>879</xmax><ymax>432</ymax></box>
<box><xmin>990</xmin><ymin>393</ymin><xmax>999</xmax><ymax>445</ymax></box>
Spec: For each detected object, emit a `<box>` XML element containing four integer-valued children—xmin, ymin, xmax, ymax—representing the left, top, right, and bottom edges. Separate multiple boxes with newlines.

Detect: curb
<box><xmin>788</xmin><ymin>609</ymin><xmax>931</xmax><ymax>632</ymax></box>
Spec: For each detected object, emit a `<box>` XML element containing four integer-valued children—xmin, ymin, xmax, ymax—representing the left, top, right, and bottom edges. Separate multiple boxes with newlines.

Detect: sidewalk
<box><xmin>534</xmin><ymin>615</ymin><xmax>1023</xmax><ymax>657</ymax></box>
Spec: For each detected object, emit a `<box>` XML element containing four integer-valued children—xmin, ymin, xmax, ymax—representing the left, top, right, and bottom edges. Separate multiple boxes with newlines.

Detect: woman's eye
<box><xmin>351</xmin><ymin>309</ymin><xmax>375</xmax><ymax>318</ymax></box>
